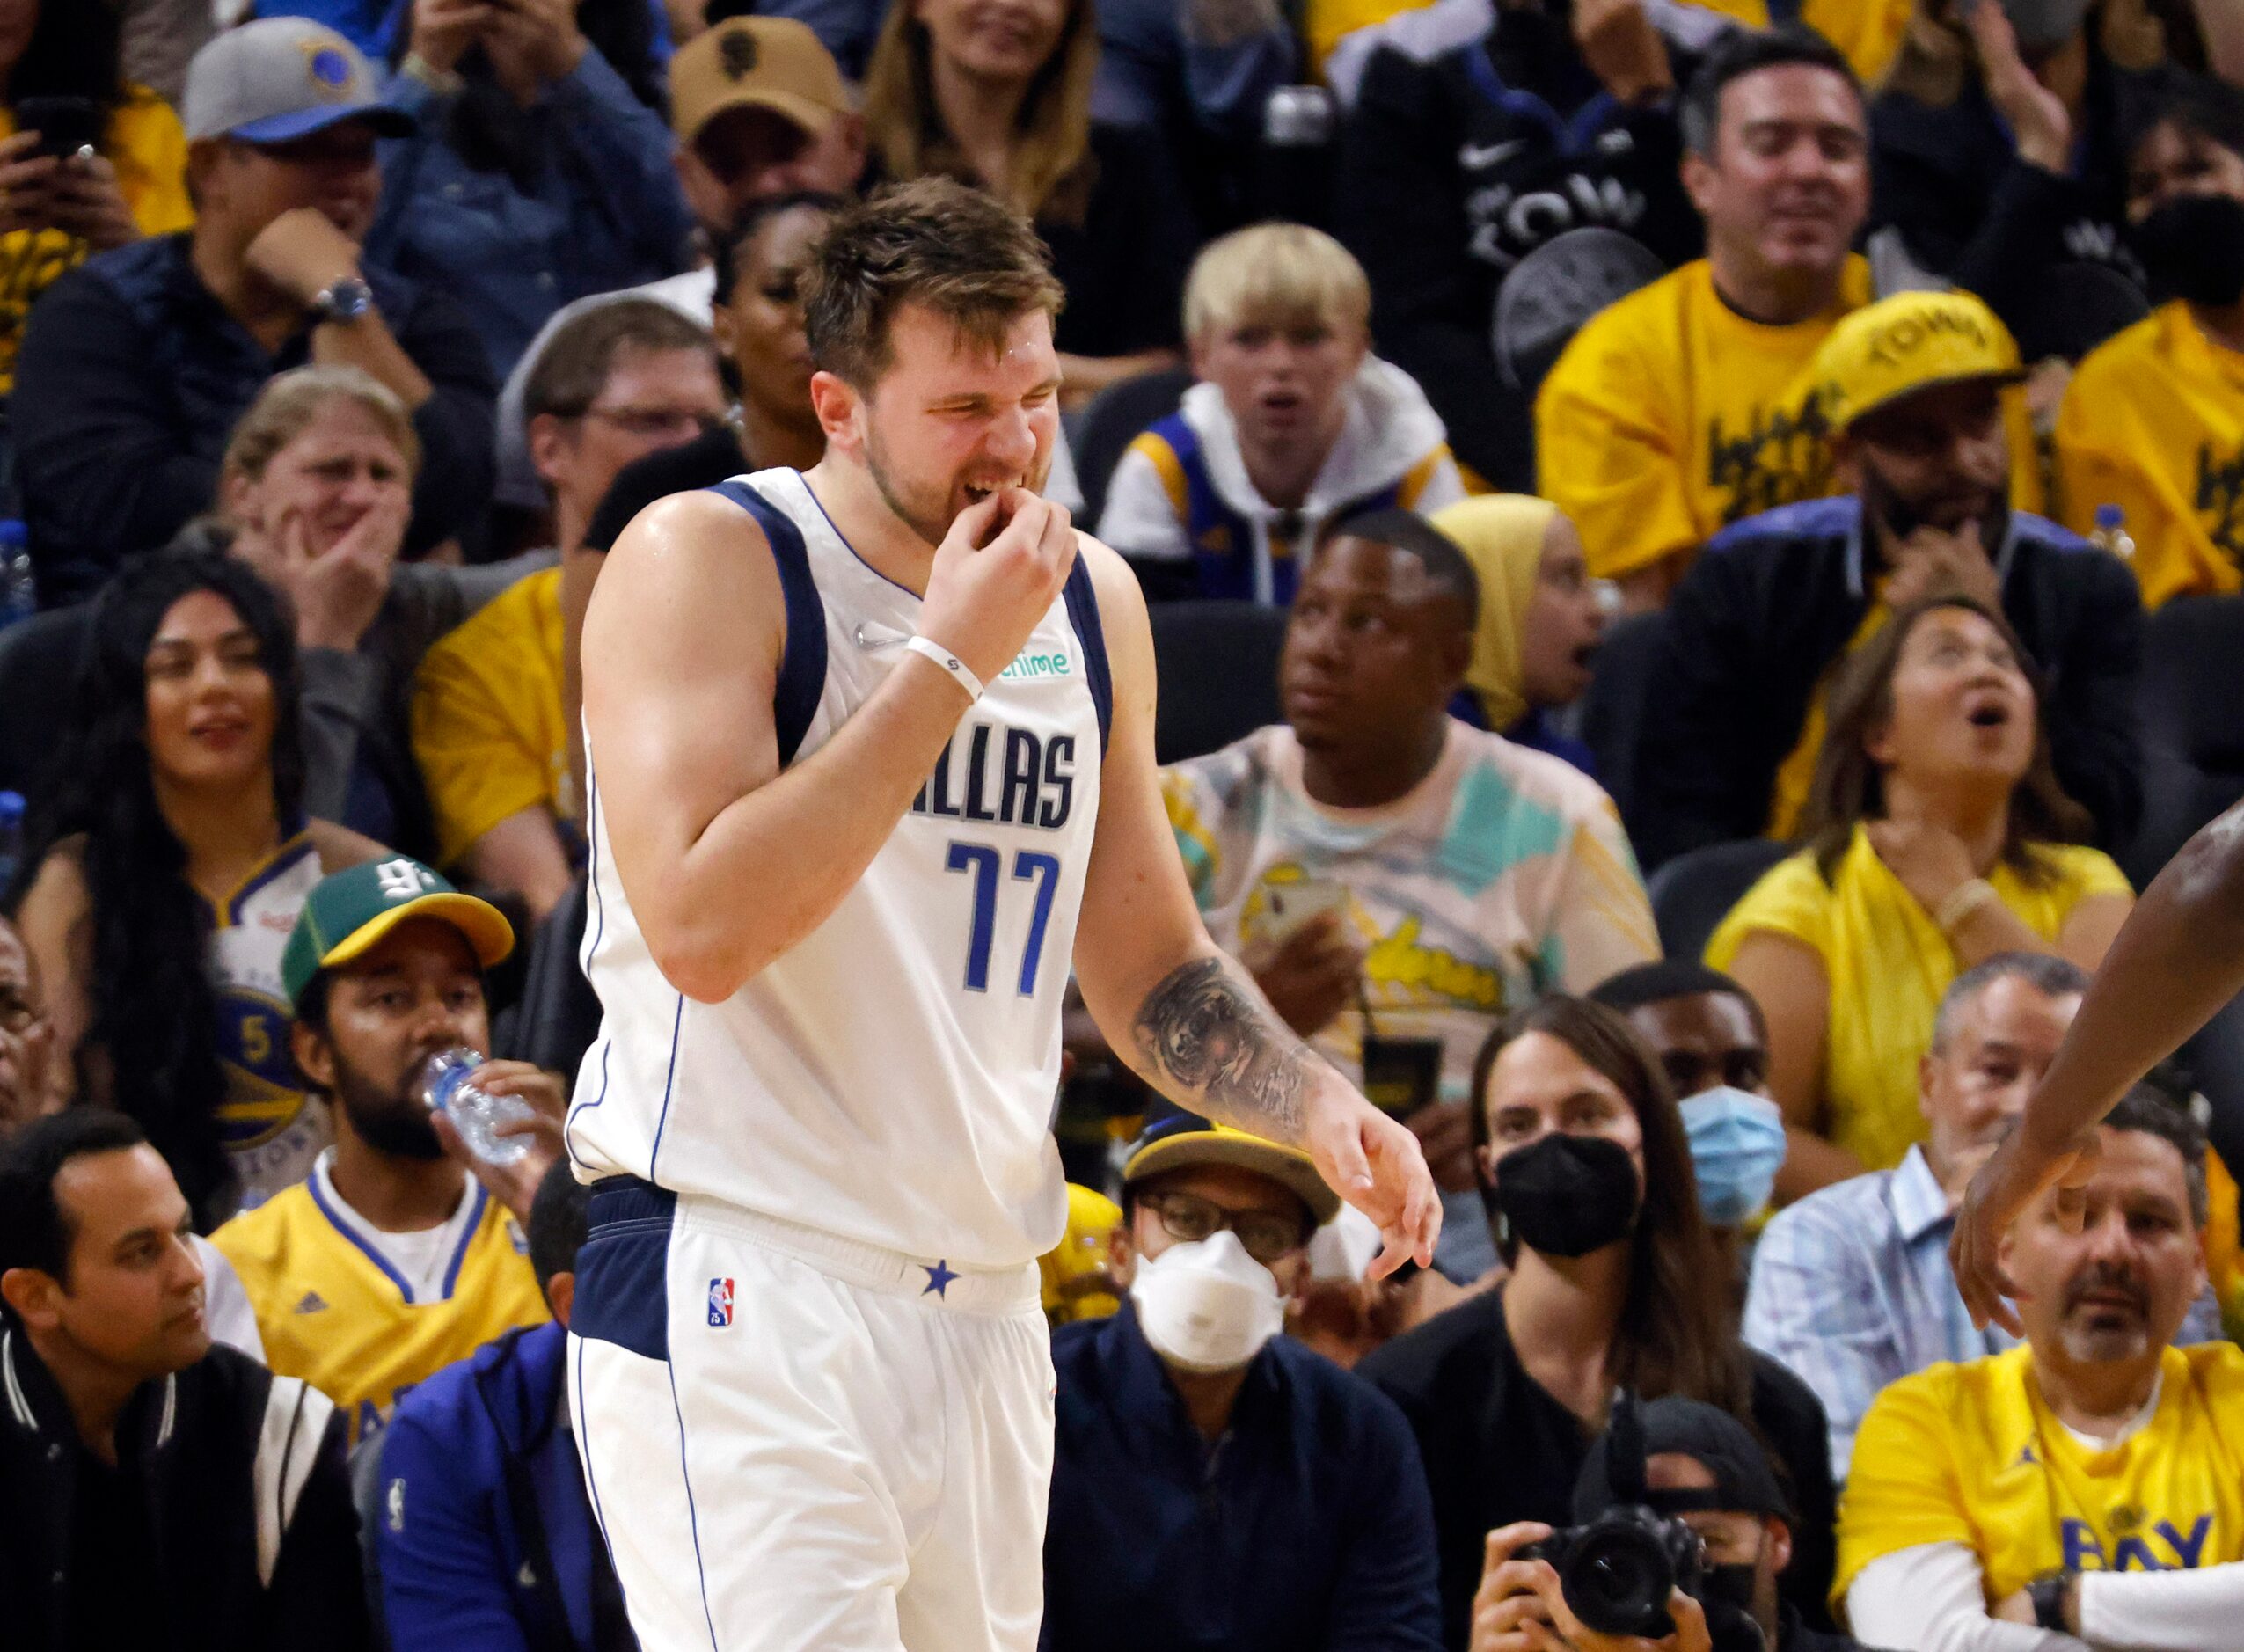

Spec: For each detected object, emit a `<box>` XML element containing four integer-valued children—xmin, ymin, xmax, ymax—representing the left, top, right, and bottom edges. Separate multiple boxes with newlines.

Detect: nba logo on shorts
<box><xmin>706</xmin><ymin>1277</ymin><xmax>734</xmax><ymax>1327</ymax></box>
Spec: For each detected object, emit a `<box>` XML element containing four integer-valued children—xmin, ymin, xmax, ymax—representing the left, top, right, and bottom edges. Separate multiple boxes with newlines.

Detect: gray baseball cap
<box><xmin>182</xmin><ymin>18</ymin><xmax>414</xmax><ymax>145</ymax></box>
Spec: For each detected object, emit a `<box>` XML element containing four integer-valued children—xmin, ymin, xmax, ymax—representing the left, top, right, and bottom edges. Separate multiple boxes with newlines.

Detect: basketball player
<box><xmin>1955</xmin><ymin>800</ymin><xmax>2244</xmax><ymax>1333</ymax></box>
<box><xmin>564</xmin><ymin>179</ymin><xmax>1441</xmax><ymax>1651</ymax></box>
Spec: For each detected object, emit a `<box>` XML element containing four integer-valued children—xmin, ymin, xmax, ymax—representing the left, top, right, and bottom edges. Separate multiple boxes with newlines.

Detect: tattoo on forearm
<box><xmin>1132</xmin><ymin>957</ymin><xmax>1307</xmax><ymax>1138</ymax></box>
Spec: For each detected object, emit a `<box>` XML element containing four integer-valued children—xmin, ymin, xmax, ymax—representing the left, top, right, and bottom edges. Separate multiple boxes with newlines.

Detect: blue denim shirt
<box><xmin>366</xmin><ymin>48</ymin><xmax>693</xmax><ymax>378</ymax></box>
<box><xmin>1042</xmin><ymin>1302</ymin><xmax>1443</xmax><ymax>1652</ymax></box>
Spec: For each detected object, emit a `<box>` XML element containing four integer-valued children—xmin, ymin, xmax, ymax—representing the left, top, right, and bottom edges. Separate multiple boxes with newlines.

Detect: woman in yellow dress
<box><xmin>1707</xmin><ymin>594</ymin><xmax>2132</xmax><ymax>1202</ymax></box>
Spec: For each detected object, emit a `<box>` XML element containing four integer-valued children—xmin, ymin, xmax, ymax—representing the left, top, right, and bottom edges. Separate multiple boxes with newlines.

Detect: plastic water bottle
<box><xmin>2089</xmin><ymin>504</ymin><xmax>2136</xmax><ymax>561</ymax></box>
<box><xmin>413</xmin><ymin>1048</ymin><xmax>535</xmax><ymax>1166</ymax></box>
<box><xmin>0</xmin><ymin>521</ymin><xmax>34</xmax><ymax>628</ymax></box>
<box><xmin>0</xmin><ymin>791</ymin><xmax>22</xmax><ymax>893</ymax></box>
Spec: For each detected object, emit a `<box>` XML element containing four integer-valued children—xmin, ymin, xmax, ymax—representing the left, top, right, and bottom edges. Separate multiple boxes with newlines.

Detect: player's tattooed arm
<box><xmin>1131</xmin><ymin>955</ymin><xmax>1311</xmax><ymax>1142</ymax></box>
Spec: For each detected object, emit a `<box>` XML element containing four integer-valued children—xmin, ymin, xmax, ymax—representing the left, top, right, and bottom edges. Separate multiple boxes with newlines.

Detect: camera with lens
<box><xmin>1523</xmin><ymin>1391</ymin><xmax>1709</xmax><ymax>1639</ymax></box>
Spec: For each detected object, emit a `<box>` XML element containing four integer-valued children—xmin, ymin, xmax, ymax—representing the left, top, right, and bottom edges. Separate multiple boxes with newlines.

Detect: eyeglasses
<box><xmin>1139</xmin><ymin>1189</ymin><xmax>1306</xmax><ymax>1266</ymax></box>
<box><xmin>580</xmin><ymin>406</ymin><xmax>715</xmax><ymax>440</ymax></box>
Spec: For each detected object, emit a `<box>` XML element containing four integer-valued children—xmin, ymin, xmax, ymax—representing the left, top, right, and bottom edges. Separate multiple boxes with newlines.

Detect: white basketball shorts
<box><xmin>566</xmin><ymin>1177</ymin><xmax>1055</xmax><ymax>1651</ymax></box>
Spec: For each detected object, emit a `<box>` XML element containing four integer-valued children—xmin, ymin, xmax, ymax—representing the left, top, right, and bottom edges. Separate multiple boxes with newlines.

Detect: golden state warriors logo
<box><xmin>215</xmin><ymin>983</ymin><xmax>309</xmax><ymax>1147</ymax></box>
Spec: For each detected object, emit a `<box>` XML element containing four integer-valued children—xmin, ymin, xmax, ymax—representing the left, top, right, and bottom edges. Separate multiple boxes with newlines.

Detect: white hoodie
<box><xmin>1097</xmin><ymin>355</ymin><xmax>1466</xmax><ymax>604</ymax></box>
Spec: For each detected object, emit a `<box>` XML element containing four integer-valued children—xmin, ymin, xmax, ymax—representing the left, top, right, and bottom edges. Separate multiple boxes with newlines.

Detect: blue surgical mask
<box><xmin>1678</xmin><ymin>1087</ymin><xmax>1787</xmax><ymax>1227</ymax></box>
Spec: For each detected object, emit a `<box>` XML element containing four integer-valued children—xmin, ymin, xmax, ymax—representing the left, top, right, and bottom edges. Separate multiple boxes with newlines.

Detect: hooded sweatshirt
<box><xmin>1097</xmin><ymin>355</ymin><xmax>1466</xmax><ymax>604</ymax></box>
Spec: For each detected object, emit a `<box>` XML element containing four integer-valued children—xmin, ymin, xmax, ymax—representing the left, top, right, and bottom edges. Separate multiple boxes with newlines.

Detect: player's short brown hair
<box><xmin>803</xmin><ymin>178</ymin><xmax>1065</xmax><ymax>392</ymax></box>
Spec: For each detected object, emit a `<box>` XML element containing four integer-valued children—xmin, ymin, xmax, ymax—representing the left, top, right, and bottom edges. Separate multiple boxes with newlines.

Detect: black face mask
<box><xmin>1701</xmin><ymin>1562</ymin><xmax>1768</xmax><ymax>1652</ymax></box>
<box><xmin>2131</xmin><ymin>192</ymin><xmax>2244</xmax><ymax>309</ymax></box>
<box><xmin>1490</xmin><ymin>1134</ymin><xmax>1640</xmax><ymax>1258</ymax></box>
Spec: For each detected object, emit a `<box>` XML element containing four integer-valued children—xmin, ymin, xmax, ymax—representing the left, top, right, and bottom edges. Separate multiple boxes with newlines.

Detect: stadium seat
<box><xmin>1576</xmin><ymin>610</ymin><xmax>1667</xmax><ymax>841</ymax></box>
<box><xmin>1148</xmin><ymin>599</ymin><xmax>1289</xmax><ymax>764</ymax></box>
<box><xmin>0</xmin><ymin>606</ymin><xmax>90</xmax><ymax>800</ymax></box>
<box><xmin>2124</xmin><ymin>595</ymin><xmax>2244</xmax><ymax>890</ymax></box>
<box><xmin>502</xmin><ymin>874</ymin><xmax>602</xmax><ymax>1080</ymax></box>
<box><xmin>1646</xmin><ymin>837</ymin><xmax>1791</xmax><ymax>961</ymax></box>
<box><xmin>1071</xmin><ymin>367</ymin><xmax>1195</xmax><ymax>528</ymax></box>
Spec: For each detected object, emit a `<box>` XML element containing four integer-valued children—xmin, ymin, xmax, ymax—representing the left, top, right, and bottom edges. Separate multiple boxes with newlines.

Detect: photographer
<box><xmin>1472</xmin><ymin>1397</ymin><xmax>1876</xmax><ymax>1652</ymax></box>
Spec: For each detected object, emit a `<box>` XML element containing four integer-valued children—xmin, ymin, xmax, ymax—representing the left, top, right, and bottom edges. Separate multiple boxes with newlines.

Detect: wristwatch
<box><xmin>311</xmin><ymin>275</ymin><xmax>375</xmax><ymax>325</ymax></box>
<box><xmin>2027</xmin><ymin>1570</ymin><xmax>2076</xmax><ymax>1634</ymax></box>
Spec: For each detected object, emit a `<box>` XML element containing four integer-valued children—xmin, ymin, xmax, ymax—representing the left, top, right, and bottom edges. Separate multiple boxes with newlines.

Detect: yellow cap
<box><xmin>1122</xmin><ymin>1115</ymin><xmax>1341</xmax><ymax>1225</ymax></box>
<box><xmin>1799</xmin><ymin>289</ymin><xmax>2026</xmax><ymax>433</ymax></box>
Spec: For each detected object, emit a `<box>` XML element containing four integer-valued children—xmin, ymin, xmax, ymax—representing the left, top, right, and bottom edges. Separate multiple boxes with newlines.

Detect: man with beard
<box><xmin>2056</xmin><ymin>70</ymin><xmax>2244</xmax><ymax>609</ymax></box>
<box><xmin>213</xmin><ymin>857</ymin><xmax>554</xmax><ymax>1444</ymax></box>
<box><xmin>1628</xmin><ymin>289</ymin><xmax>2143</xmax><ymax>870</ymax></box>
<box><xmin>1842</xmin><ymin>1088</ymin><xmax>2244</xmax><ymax>1651</ymax></box>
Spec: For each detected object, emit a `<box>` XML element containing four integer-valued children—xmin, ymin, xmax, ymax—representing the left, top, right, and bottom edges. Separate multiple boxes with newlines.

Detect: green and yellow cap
<box><xmin>281</xmin><ymin>856</ymin><xmax>515</xmax><ymax>1010</ymax></box>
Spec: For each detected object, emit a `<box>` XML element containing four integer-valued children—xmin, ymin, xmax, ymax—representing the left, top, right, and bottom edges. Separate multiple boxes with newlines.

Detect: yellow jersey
<box><xmin>410</xmin><ymin>564</ymin><xmax>569</xmax><ymax>870</ymax></box>
<box><xmin>1538</xmin><ymin>259</ymin><xmax>2043</xmax><ymax>583</ymax></box>
<box><xmin>0</xmin><ymin>85</ymin><xmax>192</xmax><ymax>394</ymax></box>
<box><xmin>1705</xmin><ymin>827</ymin><xmax>2130</xmax><ymax>1173</ymax></box>
<box><xmin>213</xmin><ymin>1161</ymin><xmax>549</xmax><ymax>1443</ymax></box>
<box><xmin>2055</xmin><ymin>301</ymin><xmax>2244</xmax><ymax>610</ymax></box>
<box><xmin>1838</xmin><ymin>1342</ymin><xmax>2244</xmax><ymax>1604</ymax></box>
<box><xmin>1041</xmin><ymin>1183</ymin><xmax>1122</xmax><ymax>1326</ymax></box>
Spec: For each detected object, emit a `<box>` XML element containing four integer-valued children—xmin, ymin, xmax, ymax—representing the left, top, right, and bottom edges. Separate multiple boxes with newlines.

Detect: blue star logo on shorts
<box><xmin>922</xmin><ymin>1260</ymin><xmax>959</xmax><ymax>1298</ymax></box>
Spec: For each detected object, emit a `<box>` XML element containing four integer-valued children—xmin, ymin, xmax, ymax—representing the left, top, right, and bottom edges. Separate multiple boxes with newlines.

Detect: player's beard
<box><xmin>861</xmin><ymin>415</ymin><xmax>1049</xmax><ymax>549</ymax></box>
<box><xmin>332</xmin><ymin>1047</ymin><xmax>447</xmax><ymax>1161</ymax></box>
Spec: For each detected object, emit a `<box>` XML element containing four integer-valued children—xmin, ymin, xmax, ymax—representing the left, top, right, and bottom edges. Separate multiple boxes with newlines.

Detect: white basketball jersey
<box><xmin>567</xmin><ymin>469</ymin><xmax>1110</xmax><ymax>1268</ymax></box>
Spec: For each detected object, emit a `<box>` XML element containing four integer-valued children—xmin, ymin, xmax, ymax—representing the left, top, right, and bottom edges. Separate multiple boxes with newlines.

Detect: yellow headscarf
<box><xmin>1431</xmin><ymin>494</ymin><xmax>1558</xmax><ymax>734</ymax></box>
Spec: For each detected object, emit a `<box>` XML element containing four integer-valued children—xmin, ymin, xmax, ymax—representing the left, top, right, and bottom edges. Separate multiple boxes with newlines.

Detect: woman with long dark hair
<box><xmin>0</xmin><ymin>0</ymin><xmax>193</xmax><ymax>394</ymax></box>
<box><xmin>11</xmin><ymin>552</ymin><xmax>384</xmax><ymax>1224</ymax></box>
<box><xmin>1709</xmin><ymin>594</ymin><xmax>2132</xmax><ymax>1201</ymax></box>
<box><xmin>859</xmin><ymin>0</ymin><xmax>1197</xmax><ymax>405</ymax></box>
<box><xmin>1359</xmin><ymin>995</ymin><xmax>1838</xmax><ymax>1649</ymax></box>
<box><xmin>366</xmin><ymin>0</ymin><xmax>691</xmax><ymax>376</ymax></box>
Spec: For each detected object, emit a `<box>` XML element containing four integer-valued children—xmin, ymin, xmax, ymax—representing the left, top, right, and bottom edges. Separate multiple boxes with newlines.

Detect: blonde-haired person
<box><xmin>859</xmin><ymin>0</ymin><xmax>1198</xmax><ymax>406</ymax></box>
<box><xmin>1098</xmin><ymin>223</ymin><xmax>1466</xmax><ymax>604</ymax></box>
<box><xmin>1707</xmin><ymin>594</ymin><xmax>2133</xmax><ymax>1204</ymax></box>
<box><xmin>1429</xmin><ymin>494</ymin><xmax>1609</xmax><ymax>775</ymax></box>
<box><xmin>179</xmin><ymin>365</ymin><xmax>544</xmax><ymax>860</ymax></box>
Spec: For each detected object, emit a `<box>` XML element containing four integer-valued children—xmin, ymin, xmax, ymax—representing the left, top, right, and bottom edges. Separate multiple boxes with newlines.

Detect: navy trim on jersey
<box><xmin>438</xmin><ymin>1184</ymin><xmax>488</xmax><ymax>1299</ymax></box>
<box><xmin>1062</xmin><ymin>559</ymin><xmax>1113</xmax><ymax>755</ymax></box>
<box><xmin>705</xmin><ymin>480</ymin><xmax>829</xmax><ymax>767</ymax></box>
<box><xmin>307</xmin><ymin>1173</ymin><xmax>420</xmax><ymax>1304</ymax></box>
<box><xmin>574</xmin><ymin>1176</ymin><xmax>678</xmax><ymax>1362</ymax></box>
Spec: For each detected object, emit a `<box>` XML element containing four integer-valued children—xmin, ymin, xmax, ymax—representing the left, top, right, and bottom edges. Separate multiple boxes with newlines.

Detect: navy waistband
<box><xmin>588</xmin><ymin>1174</ymin><xmax>675</xmax><ymax>1230</ymax></box>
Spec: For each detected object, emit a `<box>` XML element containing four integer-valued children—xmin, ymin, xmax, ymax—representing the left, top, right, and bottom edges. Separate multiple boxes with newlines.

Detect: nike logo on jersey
<box><xmin>910</xmin><ymin>724</ymin><xmax>1075</xmax><ymax>831</ymax></box>
<box><xmin>1460</xmin><ymin>139</ymin><xmax>1524</xmax><ymax>169</ymax></box>
<box><xmin>295</xmin><ymin>1290</ymin><xmax>329</xmax><ymax>1314</ymax></box>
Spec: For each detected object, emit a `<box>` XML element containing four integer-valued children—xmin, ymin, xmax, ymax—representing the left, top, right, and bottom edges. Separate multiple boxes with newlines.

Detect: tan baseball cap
<box><xmin>671</xmin><ymin>18</ymin><xmax>849</xmax><ymax>148</ymax></box>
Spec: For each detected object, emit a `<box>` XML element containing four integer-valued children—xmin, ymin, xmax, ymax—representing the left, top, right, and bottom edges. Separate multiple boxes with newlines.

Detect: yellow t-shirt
<box><xmin>2055</xmin><ymin>301</ymin><xmax>2244</xmax><ymax>610</ymax></box>
<box><xmin>0</xmin><ymin>84</ymin><xmax>192</xmax><ymax>394</ymax></box>
<box><xmin>1539</xmin><ymin>259</ymin><xmax>2044</xmax><ymax>583</ymax></box>
<box><xmin>1704</xmin><ymin>825</ymin><xmax>2131</xmax><ymax>1173</ymax></box>
<box><xmin>1838</xmin><ymin>1343</ymin><xmax>2244</xmax><ymax>1604</ymax></box>
<box><xmin>1538</xmin><ymin>259</ymin><xmax>1872</xmax><ymax>582</ymax></box>
<box><xmin>1685</xmin><ymin>0</ymin><xmax>1914</xmax><ymax>84</ymax></box>
<box><xmin>1040</xmin><ymin>1183</ymin><xmax>1122</xmax><ymax>1326</ymax></box>
<box><xmin>411</xmin><ymin>565</ymin><xmax>569</xmax><ymax>870</ymax></box>
<box><xmin>214</xmin><ymin>1174</ymin><xmax>550</xmax><ymax>1443</ymax></box>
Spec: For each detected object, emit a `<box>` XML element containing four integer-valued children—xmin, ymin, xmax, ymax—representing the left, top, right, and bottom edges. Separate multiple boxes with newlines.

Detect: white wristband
<box><xmin>904</xmin><ymin>634</ymin><xmax>984</xmax><ymax>705</ymax></box>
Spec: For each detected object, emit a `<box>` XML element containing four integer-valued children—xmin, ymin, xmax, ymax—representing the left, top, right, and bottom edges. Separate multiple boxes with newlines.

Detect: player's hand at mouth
<box><xmin>920</xmin><ymin>485</ymin><xmax>1078</xmax><ymax>690</ymax></box>
<box><xmin>1304</xmin><ymin>1088</ymin><xmax>1442</xmax><ymax>1278</ymax></box>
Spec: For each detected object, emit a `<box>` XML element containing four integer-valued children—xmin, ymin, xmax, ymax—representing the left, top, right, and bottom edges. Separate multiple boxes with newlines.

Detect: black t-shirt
<box><xmin>1357</xmin><ymin>1290</ymin><xmax>1838</xmax><ymax>1651</ymax></box>
<box><xmin>1037</xmin><ymin>122</ymin><xmax>1196</xmax><ymax>361</ymax></box>
<box><xmin>582</xmin><ymin>423</ymin><xmax>750</xmax><ymax>554</ymax></box>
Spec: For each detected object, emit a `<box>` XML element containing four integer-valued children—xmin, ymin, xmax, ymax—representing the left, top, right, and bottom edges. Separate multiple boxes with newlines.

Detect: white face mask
<box><xmin>1129</xmin><ymin>1230</ymin><xmax>1286</xmax><ymax>1374</ymax></box>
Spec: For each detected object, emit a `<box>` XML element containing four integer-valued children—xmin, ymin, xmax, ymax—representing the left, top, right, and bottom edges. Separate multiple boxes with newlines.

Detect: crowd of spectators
<box><xmin>10</xmin><ymin>0</ymin><xmax>2244</xmax><ymax>1648</ymax></box>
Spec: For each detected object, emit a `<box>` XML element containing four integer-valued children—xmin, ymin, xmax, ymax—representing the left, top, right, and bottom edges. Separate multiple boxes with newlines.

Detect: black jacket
<box><xmin>1629</xmin><ymin>496</ymin><xmax>2143</xmax><ymax>871</ymax></box>
<box><xmin>0</xmin><ymin>1322</ymin><xmax>369</xmax><ymax>1652</ymax></box>
<box><xmin>1357</xmin><ymin>1290</ymin><xmax>1838</xmax><ymax>1652</ymax></box>
<box><xmin>16</xmin><ymin>231</ymin><xmax>498</xmax><ymax>607</ymax></box>
<box><xmin>1334</xmin><ymin>4</ymin><xmax>1713</xmax><ymax>491</ymax></box>
<box><xmin>1867</xmin><ymin>60</ymin><xmax>2150</xmax><ymax>361</ymax></box>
